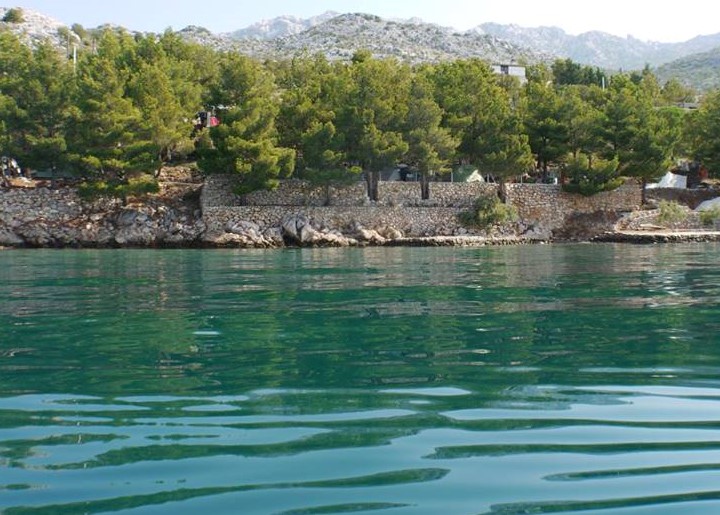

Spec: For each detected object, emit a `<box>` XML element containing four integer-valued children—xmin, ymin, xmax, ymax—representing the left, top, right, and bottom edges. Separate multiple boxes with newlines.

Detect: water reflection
<box><xmin>2</xmin><ymin>244</ymin><xmax>720</xmax><ymax>513</ymax></box>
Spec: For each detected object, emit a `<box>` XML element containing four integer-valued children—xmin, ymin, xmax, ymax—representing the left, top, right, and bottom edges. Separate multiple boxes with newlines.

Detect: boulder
<box><xmin>377</xmin><ymin>226</ymin><xmax>404</xmax><ymax>240</ymax></box>
<box><xmin>0</xmin><ymin>228</ymin><xmax>24</xmax><ymax>246</ymax></box>
<box><xmin>356</xmin><ymin>228</ymin><xmax>387</xmax><ymax>245</ymax></box>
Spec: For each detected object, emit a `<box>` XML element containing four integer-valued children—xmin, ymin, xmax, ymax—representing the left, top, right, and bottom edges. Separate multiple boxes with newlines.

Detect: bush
<box><xmin>699</xmin><ymin>206</ymin><xmax>720</xmax><ymax>227</ymax></box>
<box><xmin>657</xmin><ymin>200</ymin><xmax>688</xmax><ymax>225</ymax></box>
<box><xmin>2</xmin><ymin>8</ymin><xmax>24</xmax><ymax>23</ymax></box>
<box><xmin>459</xmin><ymin>194</ymin><xmax>518</xmax><ymax>228</ymax></box>
<box><xmin>78</xmin><ymin>175</ymin><xmax>159</xmax><ymax>201</ymax></box>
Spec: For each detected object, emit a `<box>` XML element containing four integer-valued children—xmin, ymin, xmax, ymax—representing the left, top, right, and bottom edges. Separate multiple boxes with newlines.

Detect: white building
<box><xmin>492</xmin><ymin>64</ymin><xmax>527</xmax><ymax>83</ymax></box>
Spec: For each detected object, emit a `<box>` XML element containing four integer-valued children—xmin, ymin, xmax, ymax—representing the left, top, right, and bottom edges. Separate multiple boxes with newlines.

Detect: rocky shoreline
<box><xmin>1</xmin><ymin>172</ymin><xmax>719</xmax><ymax>249</ymax></box>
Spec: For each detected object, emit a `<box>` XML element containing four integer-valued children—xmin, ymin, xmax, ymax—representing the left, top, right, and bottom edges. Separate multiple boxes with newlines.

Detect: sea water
<box><xmin>1</xmin><ymin>244</ymin><xmax>720</xmax><ymax>514</ymax></box>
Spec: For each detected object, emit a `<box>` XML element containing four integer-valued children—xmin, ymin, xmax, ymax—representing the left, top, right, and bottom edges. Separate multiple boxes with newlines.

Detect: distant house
<box><xmin>492</xmin><ymin>64</ymin><xmax>527</xmax><ymax>83</ymax></box>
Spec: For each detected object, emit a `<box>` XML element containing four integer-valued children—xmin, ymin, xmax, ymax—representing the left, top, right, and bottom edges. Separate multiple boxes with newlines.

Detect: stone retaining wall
<box><xmin>201</xmin><ymin>175</ymin><xmax>496</xmax><ymax>209</ymax></box>
<box><xmin>376</xmin><ymin>182</ymin><xmax>496</xmax><ymax>207</ymax></box>
<box><xmin>0</xmin><ymin>187</ymin><xmax>86</xmax><ymax>226</ymax></box>
<box><xmin>204</xmin><ymin>206</ymin><xmax>472</xmax><ymax>238</ymax></box>
<box><xmin>201</xmin><ymin>175</ymin><xmax>645</xmax><ymax>240</ymax></box>
<box><xmin>507</xmin><ymin>182</ymin><xmax>643</xmax><ymax>226</ymax></box>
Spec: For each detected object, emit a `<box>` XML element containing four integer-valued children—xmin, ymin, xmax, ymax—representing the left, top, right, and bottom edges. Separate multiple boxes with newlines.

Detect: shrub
<box><xmin>699</xmin><ymin>206</ymin><xmax>720</xmax><ymax>227</ymax></box>
<box><xmin>657</xmin><ymin>200</ymin><xmax>688</xmax><ymax>225</ymax></box>
<box><xmin>2</xmin><ymin>8</ymin><xmax>24</xmax><ymax>23</ymax></box>
<box><xmin>78</xmin><ymin>175</ymin><xmax>159</xmax><ymax>201</ymax></box>
<box><xmin>459</xmin><ymin>194</ymin><xmax>518</xmax><ymax>228</ymax></box>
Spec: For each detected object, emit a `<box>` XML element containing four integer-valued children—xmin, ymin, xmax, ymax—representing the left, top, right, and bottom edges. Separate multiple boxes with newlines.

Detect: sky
<box><xmin>6</xmin><ymin>0</ymin><xmax>719</xmax><ymax>43</ymax></box>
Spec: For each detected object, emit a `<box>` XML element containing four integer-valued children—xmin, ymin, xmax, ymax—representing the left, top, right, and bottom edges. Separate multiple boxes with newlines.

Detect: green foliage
<box><xmin>459</xmin><ymin>194</ymin><xmax>518</xmax><ymax>228</ymax></box>
<box><xmin>524</xmin><ymin>81</ymin><xmax>568</xmax><ymax>172</ymax></box>
<box><xmin>0</xmin><ymin>32</ymin><xmax>710</xmax><ymax>200</ymax></box>
<box><xmin>688</xmin><ymin>91</ymin><xmax>720</xmax><ymax>176</ymax></box>
<box><xmin>552</xmin><ymin>58</ymin><xmax>607</xmax><ymax>87</ymax></box>
<box><xmin>657</xmin><ymin>200</ymin><xmax>688</xmax><ymax>225</ymax></box>
<box><xmin>562</xmin><ymin>154</ymin><xmax>624</xmax><ymax>196</ymax></box>
<box><xmin>699</xmin><ymin>207</ymin><xmax>720</xmax><ymax>227</ymax></box>
<box><xmin>198</xmin><ymin>53</ymin><xmax>295</xmax><ymax>194</ymax></box>
<box><xmin>78</xmin><ymin>174</ymin><xmax>159</xmax><ymax>200</ymax></box>
<box><xmin>2</xmin><ymin>8</ymin><xmax>24</xmax><ymax>23</ymax></box>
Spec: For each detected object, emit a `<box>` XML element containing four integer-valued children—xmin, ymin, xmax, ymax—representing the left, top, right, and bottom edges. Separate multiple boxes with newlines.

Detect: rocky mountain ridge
<box><xmin>182</xmin><ymin>13</ymin><xmax>547</xmax><ymax>64</ymax></box>
<box><xmin>0</xmin><ymin>6</ymin><xmax>76</xmax><ymax>49</ymax></box>
<box><xmin>229</xmin><ymin>11</ymin><xmax>339</xmax><ymax>40</ymax></box>
<box><xmin>3</xmin><ymin>6</ymin><xmax>720</xmax><ymax>89</ymax></box>
<box><xmin>475</xmin><ymin>22</ymin><xmax>720</xmax><ymax>71</ymax></box>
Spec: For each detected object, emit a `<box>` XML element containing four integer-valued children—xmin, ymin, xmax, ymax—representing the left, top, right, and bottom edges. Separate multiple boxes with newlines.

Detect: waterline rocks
<box><xmin>0</xmin><ymin>185</ymin><xmax>205</xmax><ymax>248</ymax></box>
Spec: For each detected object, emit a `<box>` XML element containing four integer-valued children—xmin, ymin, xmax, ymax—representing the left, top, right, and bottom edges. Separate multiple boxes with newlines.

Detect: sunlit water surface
<box><xmin>2</xmin><ymin>244</ymin><xmax>720</xmax><ymax>514</ymax></box>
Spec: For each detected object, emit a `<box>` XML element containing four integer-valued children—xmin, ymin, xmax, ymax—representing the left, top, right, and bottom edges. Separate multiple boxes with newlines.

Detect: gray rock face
<box><xmin>0</xmin><ymin>185</ymin><xmax>204</xmax><ymax>248</ymax></box>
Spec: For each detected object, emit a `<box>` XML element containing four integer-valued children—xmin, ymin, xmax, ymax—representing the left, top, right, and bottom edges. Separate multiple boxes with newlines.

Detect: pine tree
<box><xmin>404</xmin><ymin>73</ymin><xmax>458</xmax><ymax>199</ymax></box>
<box><xmin>197</xmin><ymin>53</ymin><xmax>294</xmax><ymax>194</ymax></box>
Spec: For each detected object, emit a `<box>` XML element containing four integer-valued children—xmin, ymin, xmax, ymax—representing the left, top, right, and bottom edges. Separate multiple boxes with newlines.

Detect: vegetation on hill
<box><xmin>0</xmin><ymin>28</ymin><xmax>718</xmax><ymax>200</ymax></box>
<box><xmin>655</xmin><ymin>47</ymin><xmax>720</xmax><ymax>92</ymax></box>
<box><xmin>2</xmin><ymin>8</ymin><xmax>24</xmax><ymax>23</ymax></box>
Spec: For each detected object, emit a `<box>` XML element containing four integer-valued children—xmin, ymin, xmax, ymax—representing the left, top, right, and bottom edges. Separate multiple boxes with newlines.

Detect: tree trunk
<box><xmin>371</xmin><ymin>171</ymin><xmax>379</xmax><ymax>201</ymax></box>
<box><xmin>498</xmin><ymin>178</ymin><xmax>508</xmax><ymax>203</ymax></box>
<box><xmin>421</xmin><ymin>172</ymin><xmax>430</xmax><ymax>200</ymax></box>
<box><xmin>641</xmin><ymin>177</ymin><xmax>647</xmax><ymax>206</ymax></box>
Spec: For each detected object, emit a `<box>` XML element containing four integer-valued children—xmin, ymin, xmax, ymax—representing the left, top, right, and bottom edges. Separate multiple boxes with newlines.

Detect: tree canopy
<box><xmin>0</xmin><ymin>30</ymin><xmax>717</xmax><ymax>198</ymax></box>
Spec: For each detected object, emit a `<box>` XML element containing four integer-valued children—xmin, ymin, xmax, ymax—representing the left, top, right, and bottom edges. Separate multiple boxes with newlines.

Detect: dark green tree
<box><xmin>404</xmin><ymin>73</ymin><xmax>458</xmax><ymax>199</ymax></box>
<box><xmin>338</xmin><ymin>53</ymin><xmax>411</xmax><ymax>200</ymax></box>
<box><xmin>66</xmin><ymin>30</ymin><xmax>145</xmax><ymax>180</ymax></box>
<box><xmin>15</xmin><ymin>42</ymin><xmax>76</xmax><ymax>179</ymax></box>
<box><xmin>432</xmin><ymin>59</ymin><xmax>532</xmax><ymax>200</ymax></box>
<box><xmin>301</xmin><ymin>120</ymin><xmax>360</xmax><ymax>205</ymax></box>
<box><xmin>198</xmin><ymin>52</ymin><xmax>295</xmax><ymax>194</ymax></box>
<box><xmin>523</xmin><ymin>80</ymin><xmax>568</xmax><ymax>177</ymax></box>
<box><xmin>0</xmin><ymin>32</ymin><xmax>32</xmax><ymax>157</ymax></box>
<box><xmin>688</xmin><ymin>90</ymin><xmax>720</xmax><ymax>176</ymax></box>
<box><xmin>2</xmin><ymin>8</ymin><xmax>24</xmax><ymax>23</ymax></box>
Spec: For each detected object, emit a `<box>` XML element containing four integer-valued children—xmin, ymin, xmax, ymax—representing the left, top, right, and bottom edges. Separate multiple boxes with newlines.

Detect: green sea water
<box><xmin>1</xmin><ymin>244</ymin><xmax>720</xmax><ymax>514</ymax></box>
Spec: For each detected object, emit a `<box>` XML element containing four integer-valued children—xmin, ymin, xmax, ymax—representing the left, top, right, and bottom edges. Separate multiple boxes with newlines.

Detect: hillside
<box><xmin>4</xmin><ymin>6</ymin><xmax>720</xmax><ymax>90</ymax></box>
<box><xmin>260</xmin><ymin>13</ymin><xmax>545</xmax><ymax>63</ymax></box>
<box><xmin>656</xmin><ymin>47</ymin><xmax>720</xmax><ymax>91</ymax></box>
<box><xmin>0</xmin><ymin>6</ymin><xmax>76</xmax><ymax>48</ymax></box>
<box><xmin>476</xmin><ymin>23</ymin><xmax>720</xmax><ymax>71</ymax></box>
<box><xmin>182</xmin><ymin>13</ymin><xmax>549</xmax><ymax>64</ymax></box>
<box><xmin>229</xmin><ymin>11</ymin><xmax>339</xmax><ymax>40</ymax></box>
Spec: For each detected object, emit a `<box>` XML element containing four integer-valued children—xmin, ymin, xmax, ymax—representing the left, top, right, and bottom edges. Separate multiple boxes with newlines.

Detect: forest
<box><xmin>2</xmin><ymin>26</ymin><xmax>720</xmax><ymax>198</ymax></box>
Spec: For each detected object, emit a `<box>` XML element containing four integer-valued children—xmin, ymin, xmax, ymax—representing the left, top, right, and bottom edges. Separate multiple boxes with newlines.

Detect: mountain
<box><xmin>656</xmin><ymin>47</ymin><xmax>720</xmax><ymax>91</ymax></box>
<box><xmin>229</xmin><ymin>11</ymin><xmax>338</xmax><ymax>40</ymax></box>
<box><xmin>475</xmin><ymin>23</ymin><xmax>720</xmax><ymax>71</ymax></box>
<box><xmin>235</xmin><ymin>13</ymin><xmax>547</xmax><ymax>64</ymax></box>
<box><xmin>5</xmin><ymin>6</ymin><xmax>720</xmax><ymax>90</ymax></box>
<box><xmin>0</xmin><ymin>6</ymin><xmax>77</xmax><ymax>48</ymax></box>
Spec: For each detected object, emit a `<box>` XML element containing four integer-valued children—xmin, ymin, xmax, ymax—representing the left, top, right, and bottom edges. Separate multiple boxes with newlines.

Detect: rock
<box><xmin>356</xmin><ymin>228</ymin><xmax>387</xmax><ymax>245</ymax></box>
<box><xmin>0</xmin><ymin>228</ymin><xmax>24</xmax><ymax>246</ymax></box>
<box><xmin>114</xmin><ymin>208</ymin><xmax>152</xmax><ymax>228</ymax></box>
<box><xmin>263</xmin><ymin>227</ymin><xmax>284</xmax><ymax>246</ymax></box>
<box><xmin>377</xmin><ymin>226</ymin><xmax>404</xmax><ymax>240</ymax></box>
<box><xmin>281</xmin><ymin>214</ymin><xmax>316</xmax><ymax>245</ymax></box>
<box><xmin>114</xmin><ymin>226</ymin><xmax>158</xmax><ymax>246</ymax></box>
<box><xmin>226</xmin><ymin>220</ymin><xmax>261</xmax><ymax>234</ymax></box>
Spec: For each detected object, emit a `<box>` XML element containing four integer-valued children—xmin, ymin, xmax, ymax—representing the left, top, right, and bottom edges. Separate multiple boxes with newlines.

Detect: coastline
<box><xmin>2</xmin><ymin>171</ymin><xmax>720</xmax><ymax>249</ymax></box>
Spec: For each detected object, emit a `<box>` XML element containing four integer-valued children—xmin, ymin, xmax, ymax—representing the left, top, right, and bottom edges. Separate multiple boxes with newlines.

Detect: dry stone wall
<box><xmin>507</xmin><ymin>182</ymin><xmax>642</xmax><ymax>226</ymax></box>
<box><xmin>202</xmin><ymin>176</ymin><xmax>644</xmax><ymax>242</ymax></box>
<box><xmin>201</xmin><ymin>175</ymin><xmax>496</xmax><ymax>208</ymax></box>
<box><xmin>204</xmin><ymin>206</ymin><xmax>469</xmax><ymax>239</ymax></box>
